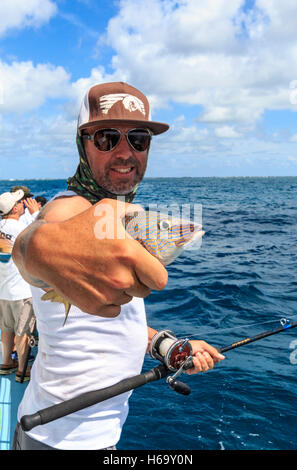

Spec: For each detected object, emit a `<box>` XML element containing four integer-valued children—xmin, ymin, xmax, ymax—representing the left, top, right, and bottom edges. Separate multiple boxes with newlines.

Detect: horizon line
<box><xmin>1</xmin><ymin>175</ymin><xmax>297</xmax><ymax>182</ymax></box>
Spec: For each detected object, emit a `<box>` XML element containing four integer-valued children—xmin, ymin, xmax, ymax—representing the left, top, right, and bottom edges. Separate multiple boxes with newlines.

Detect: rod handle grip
<box><xmin>20</xmin><ymin>412</ymin><xmax>42</xmax><ymax>432</ymax></box>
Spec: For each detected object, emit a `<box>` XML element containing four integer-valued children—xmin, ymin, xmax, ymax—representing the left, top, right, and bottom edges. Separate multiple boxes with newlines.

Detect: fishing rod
<box><xmin>20</xmin><ymin>320</ymin><xmax>297</xmax><ymax>432</ymax></box>
<box><xmin>218</xmin><ymin>318</ymin><xmax>297</xmax><ymax>353</ymax></box>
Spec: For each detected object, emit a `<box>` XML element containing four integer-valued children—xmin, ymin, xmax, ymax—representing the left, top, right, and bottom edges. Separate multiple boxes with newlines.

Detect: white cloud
<box><xmin>0</xmin><ymin>60</ymin><xmax>71</xmax><ymax>113</ymax></box>
<box><xmin>67</xmin><ymin>66</ymin><xmax>119</xmax><ymax>120</ymax></box>
<box><xmin>102</xmin><ymin>0</ymin><xmax>297</xmax><ymax>129</ymax></box>
<box><xmin>159</xmin><ymin>116</ymin><xmax>209</xmax><ymax>153</ymax></box>
<box><xmin>2</xmin><ymin>0</ymin><xmax>297</xmax><ymax>178</ymax></box>
<box><xmin>0</xmin><ymin>112</ymin><xmax>78</xmax><ymax>176</ymax></box>
<box><xmin>0</xmin><ymin>0</ymin><xmax>57</xmax><ymax>36</ymax></box>
<box><xmin>255</xmin><ymin>0</ymin><xmax>297</xmax><ymax>41</ymax></box>
<box><xmin>146</xmin><ymin>122</ymin><xmax>297</xmax><ymax>176</ymax></box>
<box><xmin>0</xmin><ymin>2</ymin><xmax>65</xmax><ymax>115</ymax></box>
<box><xmin>215</xmin><ymin>126</ymin><xmax>241</xmax><ymax>138</ymax></box>
<box><xmin>2</xmin><ymin>0</ymin><xmax>297</xmax><ymax>130</ymax></box>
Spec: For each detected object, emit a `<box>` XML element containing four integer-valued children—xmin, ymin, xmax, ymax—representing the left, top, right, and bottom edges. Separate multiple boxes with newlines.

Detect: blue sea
<box><xmin>1</xmin><ymin>177</ymin><xmax>297</xmax><ymax>450</ymax></box>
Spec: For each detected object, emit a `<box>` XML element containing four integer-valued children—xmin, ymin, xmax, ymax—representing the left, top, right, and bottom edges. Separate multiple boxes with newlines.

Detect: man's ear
<box><xmin>11</xmin><ymin>204</ymin><xmax>18</xmax><ymax>214</ymax></box>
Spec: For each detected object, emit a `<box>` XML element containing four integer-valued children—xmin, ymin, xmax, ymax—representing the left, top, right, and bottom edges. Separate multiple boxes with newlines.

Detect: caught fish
<box><xmin>41</xmin><ymin>210</ymin><xmax>204</xmax><ymax>325</ymax></box>
<box><xmin>124</xmin><ymin>210</ymin><xmax>203</xmax><ymax>265</ymax></box>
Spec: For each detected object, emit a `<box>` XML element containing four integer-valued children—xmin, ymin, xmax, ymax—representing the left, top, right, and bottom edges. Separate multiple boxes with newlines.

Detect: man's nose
<box><xmin>113</xmin><ymin>134</ymin><xmax>133</xmax><ymax>157</ymax></box>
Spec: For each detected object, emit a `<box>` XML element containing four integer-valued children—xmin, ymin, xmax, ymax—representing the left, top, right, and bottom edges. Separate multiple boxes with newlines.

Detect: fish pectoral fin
<box><xmin>62</xmin><ymin>303</ymin><xmax>72</xmax><ymax>327</ymax></box>
<box><xmin>41</xmin><ymin>290</ymin><xmax>72</xmax><ymax>325</ymax></box>
<box><xmin>41</xmin><ymin>290</ymin><xmax>65</xmax><ymax>303</ymax></box>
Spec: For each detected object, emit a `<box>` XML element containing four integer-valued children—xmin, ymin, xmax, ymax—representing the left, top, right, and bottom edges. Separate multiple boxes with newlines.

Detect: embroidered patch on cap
<box><xmin>99</xmin><ymin>93</ymin><xmax>146</xmax><ymax>116</ymax></box>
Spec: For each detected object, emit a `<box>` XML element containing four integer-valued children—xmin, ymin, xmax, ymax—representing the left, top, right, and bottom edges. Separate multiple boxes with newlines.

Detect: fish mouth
<box><xmin>174</xmin><ymin>224</ymin><xmax>204</xmax><ymax>247</ymax></box>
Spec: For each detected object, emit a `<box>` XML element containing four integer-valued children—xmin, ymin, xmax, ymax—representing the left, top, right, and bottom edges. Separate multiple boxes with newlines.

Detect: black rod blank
<box><xmin>20</xmin><ymin>365</ymin><xmax>169</xmax><ymax>432</ymax></box>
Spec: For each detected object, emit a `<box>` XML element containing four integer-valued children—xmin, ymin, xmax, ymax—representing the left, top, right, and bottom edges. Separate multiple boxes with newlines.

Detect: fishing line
<box><xmin>185</xmin><ymin>314</ymin><xmax>297</xmax><ymax>341</ymax></box>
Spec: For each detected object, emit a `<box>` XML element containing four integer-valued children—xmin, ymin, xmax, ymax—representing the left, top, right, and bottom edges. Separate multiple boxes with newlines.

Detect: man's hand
<box><xmin>24</xmin><ymin>198</ymin><xmax>40</xmax><ymax>215</ymax></box>
<box><xmin>186</xmin><ymin>340</ymin><xmax>225</xmax><ymax>374</ymax></box>
<box><xmin>13</xmin><ymin>198</ymin><xmax>168</xmax><ymax>317</ymax></box>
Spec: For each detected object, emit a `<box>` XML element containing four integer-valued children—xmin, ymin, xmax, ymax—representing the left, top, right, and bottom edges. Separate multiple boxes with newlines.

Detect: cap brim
<box><xmin>78</xmin><ymin>119</ymin><xmax>169</xmax><ymax>136</ymax></box>
<box><xmin>13</xmin><ymin>190</ymin><xmax>25</xmax><ymax>202</ymax></box>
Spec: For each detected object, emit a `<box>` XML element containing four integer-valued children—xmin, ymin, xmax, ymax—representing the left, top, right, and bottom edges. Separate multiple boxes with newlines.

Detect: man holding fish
<box><xmin>12</xmin><ymin>82</ymin><xmax>224</xmax><ymax>450</ymax></box>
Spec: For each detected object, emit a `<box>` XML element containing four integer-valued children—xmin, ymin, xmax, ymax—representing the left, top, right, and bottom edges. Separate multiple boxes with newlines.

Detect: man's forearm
<box><xmin>11</xmin><ymin>198</ymin><xmax>168</xmax><ymax>316</ymax></box>
<box><xmin>147</xmin><ymin>326</ymin><xmax>158</xmax><ymax>353</ymax></box>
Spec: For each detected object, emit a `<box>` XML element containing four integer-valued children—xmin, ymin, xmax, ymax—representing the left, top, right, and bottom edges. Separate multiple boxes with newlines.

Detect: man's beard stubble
<box><xmin>99</xmin><ymin>156</ymin><xmax>147</xmax><ymax>195</ymax></box>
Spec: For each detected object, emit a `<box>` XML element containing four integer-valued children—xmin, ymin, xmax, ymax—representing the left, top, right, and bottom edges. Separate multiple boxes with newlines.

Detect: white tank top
<box><xmin>17</xmin><ymin>191</ymin><xmax>148</xmax><ymax>449</ymax></box>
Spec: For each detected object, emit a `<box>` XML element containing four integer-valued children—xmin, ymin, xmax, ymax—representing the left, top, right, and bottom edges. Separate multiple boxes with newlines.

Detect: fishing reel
<box><xmin>149</xmin><ymin>330</ymin><xmax>193</xmax><ymax>395</ymax></box>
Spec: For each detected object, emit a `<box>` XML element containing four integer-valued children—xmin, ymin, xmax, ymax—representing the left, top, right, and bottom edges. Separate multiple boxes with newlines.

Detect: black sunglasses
<box><xmin>82</xmin><ymin>128</ymin><xmax>152</xmax><ymax>153</ymax></box>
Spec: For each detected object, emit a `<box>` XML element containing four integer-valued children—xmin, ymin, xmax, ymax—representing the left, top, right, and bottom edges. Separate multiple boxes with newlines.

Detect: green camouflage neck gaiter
<box><xmin>67</xmin><ymin>135</ymin><xmax>138</xmax><ymax>204</ymax></box>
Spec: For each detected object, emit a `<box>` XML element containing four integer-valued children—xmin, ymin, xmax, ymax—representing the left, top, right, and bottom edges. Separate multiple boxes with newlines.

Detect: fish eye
<box><xmin>158</xmin><ymin>219</ymin><xmax>171</xmax><ymax>231</ymax></box>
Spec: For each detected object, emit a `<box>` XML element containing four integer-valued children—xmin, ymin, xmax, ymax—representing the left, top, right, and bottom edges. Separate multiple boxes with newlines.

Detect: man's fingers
<box><xmin>187</xmin><ymin>354</ymin><xmax>208</xmax><ymax>374</ymax></box>
<box><xmin>84</xmin><ymin>281</ymin><xmax>134</xmax><ymax>308</ymax></box>
<box><xmin>93</xmin><ymin>304</ymin><xmax>122</xmax><ymax>318</ymax></box>
<box><xmin>187</xmin><ymin>352</ymin><xmax>213</xmax><ymax>375</ymax></box>
<box><xmin>92</xmin><ymin>199</ymin><xmax>168</xmax><ymax>292</ymax></box>
<box><xmin>198</xmin><ymin>341</ymin><xmax>225</xmax><ymax>361</ymax></box>
<box><xmin>133</xmin><ymin>247</ymin><xmax>168</xmax><ymax>291</ymax></box>
<box><xmin>186</xmin><ymin>340</ymin><xmax>225</xmax><ymax>375</ymax></box>
<box><xmin>200</xmin><ymin>351</ymin><xmax>214</xmax><ymax>369</ymax></box>
<box><xmin>111</xmin><ymin>292</ymin><xmax>133</xmax><ymax>306</ymax></box>
<box><xmin>187</xmin><ymin>357</ymin><xmax>202</xmax><ymax>374</ymax></box>
<box><xmin>125</xmin><ymin>283</ymin><xmax>151</xmax><ymax>298</ymax></box>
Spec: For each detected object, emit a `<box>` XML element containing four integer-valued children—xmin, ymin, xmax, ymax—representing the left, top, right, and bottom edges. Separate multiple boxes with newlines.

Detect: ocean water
<box><xmin>1</xmin><ymin>177</ymin><xmax>297</xmax><ymax>450</ymax></box>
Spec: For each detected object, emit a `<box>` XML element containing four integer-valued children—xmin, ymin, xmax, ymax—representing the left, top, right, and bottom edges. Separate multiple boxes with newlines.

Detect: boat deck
<box><xmin>0</xmin><ymin>340</ymin><xmax>29</xmax><ymax>450</ymax></box>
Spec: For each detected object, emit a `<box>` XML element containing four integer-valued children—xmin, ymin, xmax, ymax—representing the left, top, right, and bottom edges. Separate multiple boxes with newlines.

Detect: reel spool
<box><xmin>149</xmin><ymin>330</ymin><xmax>193</xmax><ymax>371</ymax></box>
<box><xmin>149</xmin><ymin>330</ymin><xmax>193</xmax><ymax>395</ymax></box>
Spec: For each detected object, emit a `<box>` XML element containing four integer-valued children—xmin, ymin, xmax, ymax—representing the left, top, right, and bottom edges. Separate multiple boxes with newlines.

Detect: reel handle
<box><xmin>168</xmin><ymin>379</ymin><xmax>191</xmax><ymax>395</ymax></box>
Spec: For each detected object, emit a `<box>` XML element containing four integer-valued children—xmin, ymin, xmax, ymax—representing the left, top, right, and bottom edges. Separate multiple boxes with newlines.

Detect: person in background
<box><xmin>10</xmin><ymin>186</ymin><xmax>34</xmax><ymax>199</ymax></box>
<box><xmin>10</xmin><ymin>186</ymin><xmax>39</xmax><ymax>225</ymax></box>
<box><xmin>0</xmin><ymin>190</ymin><xmax>35</xmax><ymax>382</ymax></box>
<box><xmin>34</xmin><ymin>196</ymin><xmax>47</xmax><ymax>210</ymax></box>
<box><xmin>12</xmin><ymin>82</ymin><xmax>225</xmax><ymax>450</ymax></box>
<box><xmin>7</xmin><ymin>191</ymin><xmax>43</xmax><ymax>361</ymax></box>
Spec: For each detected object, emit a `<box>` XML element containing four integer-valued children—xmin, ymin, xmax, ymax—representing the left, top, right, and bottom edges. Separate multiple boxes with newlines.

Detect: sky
<box><xmin>1</xmin><ymin>0</ymin><xmax>297</xmax><ymax>179</ymax></box>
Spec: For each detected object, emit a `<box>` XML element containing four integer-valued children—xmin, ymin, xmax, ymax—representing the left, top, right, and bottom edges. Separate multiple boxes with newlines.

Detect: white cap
<box><xmin>0</xmin><ymin>190</ymin><xmax>24</xmax><ymax>216</ymax></box>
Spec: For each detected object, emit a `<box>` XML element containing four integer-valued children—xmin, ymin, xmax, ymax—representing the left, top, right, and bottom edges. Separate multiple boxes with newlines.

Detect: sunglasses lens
<box><xmin>93</xmin><ymin>129</ymin><xmax>121</xmax><ymax>151</ymax></box>
<box><xmin>127</xmin><ymin>129</ymin><xmax>151</xmax><ymax>152</ymax></box>
<box><xmin>92</xmin><ymin>128</ymin><xmax>151</xmax><ymax>152</ymax></box>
